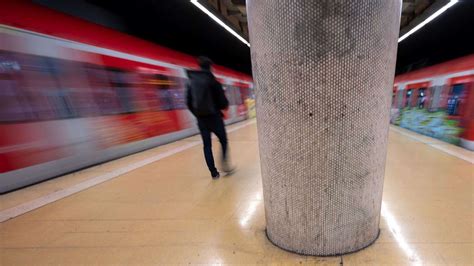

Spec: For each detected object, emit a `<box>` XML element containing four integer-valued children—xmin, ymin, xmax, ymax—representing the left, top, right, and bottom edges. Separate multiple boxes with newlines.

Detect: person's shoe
<box><xmin>211</xmin><ymin>172</ymin><xmax>220</xmax><ymax>179</ymax></box>
<box><xmin>221</xmin><ymin>160</ymin><xmax>236</xmax><ymax>175</ymax></box>
<box><xmin>224</xmin><ymin>167</ymin><xmax>236</xmax><ymax>176</ymax></box>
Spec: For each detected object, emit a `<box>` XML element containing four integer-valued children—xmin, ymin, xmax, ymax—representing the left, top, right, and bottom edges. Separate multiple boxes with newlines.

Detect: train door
<box><xmin>417</xmin><ymin>88</ymin><xmax>427</xmax><ymax>108</ymax></box>
<box><xmin>447</xmin><ymin>84</ymin><xmax>465</xmax><ymax>115</ymax></box>
<box><xmin>405</xmin><ymin>82</ymin><xmax>431</xmax><ymax>109</ymax></box>
<box><xmin>446</xmin><ymin>75</ymin><xmax>474</xmax><ymax>150</ymax></box>
<box><xmin>445</xmin><ymin>74</ymin><xmax>473</xmax><ymax>117</ymax></box>
<box><xmin>405</xmin><ymin>89</ymin><xmax>413</xmax><ymax>108</ymax></box>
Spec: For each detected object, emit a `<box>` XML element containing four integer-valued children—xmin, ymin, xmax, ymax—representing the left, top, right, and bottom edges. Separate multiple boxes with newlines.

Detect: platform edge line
<box><xmin>0</xmin><ymin>119</ymin><xmax>256</xmax><ymax>223</ymax></box>
<box><xmin>390</xmin><ymin>126</ymin><xmax>474</xmax><ymax>164</ymax></box>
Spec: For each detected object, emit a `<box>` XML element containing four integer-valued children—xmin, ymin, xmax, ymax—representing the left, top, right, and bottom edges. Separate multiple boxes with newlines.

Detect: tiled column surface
<box><xmin>247</xmin><ymin>0</ymin><xmax>401</xmax><ymax>255</ymax></box>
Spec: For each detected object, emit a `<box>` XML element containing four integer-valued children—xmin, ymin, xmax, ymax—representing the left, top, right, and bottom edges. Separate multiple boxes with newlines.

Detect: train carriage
<box><xmin>391</xmin><ymin>55</ymin><xmax>474</xmax><ymax>150</ymax></box>
<box><xmin>0</xmin><ymin>1</ymin><xmax>254</xmax><ymax>193</ymax></box>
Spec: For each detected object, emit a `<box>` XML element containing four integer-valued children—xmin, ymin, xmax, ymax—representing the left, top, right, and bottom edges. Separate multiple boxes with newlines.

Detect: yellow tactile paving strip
<box><xmin>1</xmin><ymin>123</ymin><xmax>473</xmax><ymax>265</ymax></box>
<box><xmin>390</xmin><ymin>125</ymin><xmax>474</xmax><ymax>164</ymax></box>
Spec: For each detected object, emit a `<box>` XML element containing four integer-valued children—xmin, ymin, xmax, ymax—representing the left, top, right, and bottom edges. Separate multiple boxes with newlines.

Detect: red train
<box><xmin>391</xmin><ymin>55</ymin><xmax>474</xmax><ymax>150</ymax></box>
<box><xmin>0</xmin><ymin>1</ymin><xmax>254</xmax><ymax>193</ymax></box>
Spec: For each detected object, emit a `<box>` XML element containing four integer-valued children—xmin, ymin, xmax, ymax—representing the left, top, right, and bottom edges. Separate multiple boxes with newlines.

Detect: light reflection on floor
<box><xmin>1</xmin><ymin>122</ymin><xmax>473</xmax><ymax>264</ymax></box>
<box><xmin>382</xmin><ymin>202</ymin><xmax>422</xmax><ymax>266</ymax></box>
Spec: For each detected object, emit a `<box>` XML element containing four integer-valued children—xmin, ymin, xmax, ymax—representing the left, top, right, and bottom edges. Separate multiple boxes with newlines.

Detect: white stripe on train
<box><xmin>0</xmin><ymin>24</ymin><xmax>253</xmax><ymax>85</ymax></box>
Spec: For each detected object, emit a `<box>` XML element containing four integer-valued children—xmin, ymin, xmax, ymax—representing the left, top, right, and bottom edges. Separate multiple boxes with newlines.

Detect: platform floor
<box><xmin>1</xmin><ymin>120</ymin><xmax>473</xmax><ymax>265</ymax></box>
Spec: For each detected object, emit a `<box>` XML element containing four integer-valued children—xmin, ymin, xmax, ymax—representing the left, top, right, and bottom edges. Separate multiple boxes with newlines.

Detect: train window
<box><xmin>157</xmin><ymin>90</ymin><xmax>174</xmax><ymax>110</ymax></box>
<box><xmin>44</xmin><ymin>89</ymin><xmax>75</xmax><ymax>119</ymax></box>
<box><xmin>240</xmin><ymin>86</ymin><xmax>250</xmax><ymax>103</ymax></box>
<box><xmin>108</xmin><ymin>69</ymin><xmax>135</xmax><ymax>113</ymax></box>
<box><xmin>247</xmin><ymin>87</ymin><xmax>255</xmax><ymax>100</ymax></box>
<box><xmin>87</xmin><ymin>67</ymin><xmax>122</xmax><ymax>115</ymax></box>
<box><xmin>55</xmin><ymin>60</ymin><xmax>99</xmax><ymax>117</ymax></box>
<box><xmin>233</xmin><ymin>87</ymin><xmax>239</xmax><ymax>105</ymax></box>
<box><xmin>137</xmin><ymin>73</ymin><xmax>160</xmax><ymax>111</ymax></box>
<box><xmin>0</xmin><ymin>73</ymin><xmax>30</xmax><ymax>122</ymax></box>
<box><xmin>0</xmin><ymin>51</ymin><xmax>31</xmax><ymax>122</ymax></box>
<box><xmin>417</xmin><ymin>88</ymin><xmax>426</xmax><ymax>109</ymax></box>
<box><xmin>447</xmin><ymin>84</ymin><xmax>465</xmax><ymax>116</ymax></box>
<box><xmin>14</xmin><ymin>53</ymin><xmax>67</xmax><ymax>121</ymax></box>
<box><xmin>237</xmin><ymin>88</ymin><xmax>241</xmax><ymax>104</ymax></box>
<box><xmin>151</xmin><ymin>74</ymin><xmax>187</xmax><ymax>111</ymax></box>
<box><xmin>156</xmin><ymin>77</ymin><xmax>173</xmax><ymax>111</ymax></box>
<box><xmin>1</xmin><ymin>52</ymin><xmax>93</xmax><ymax>121</ymax></box>
<box><xmin>137</xmin><ymin>86</ymin><xmax>159</xmax><ymax>112</ymax></box>
<box><xmin>405</xmin><ymin>89</ymin><xmax>413</xmax><ymax>108</ymax></box>
<box><xmin>95</xmin><ymin>87</ymin><xmax>121</xmax><ymax>115</ymax></box>
<box><xmin>123</xmin><ymin>72</ymin><xmax>152</xmax><ymax>113</ymax></box>
<box><xmin>169</xmin><ymin>77</ymin><xmax>186</xmax><ymax>109</ymax></box>
<box><xmin>46</xmin><ymin>59</ymin><xmax>77</xmax><ymax>119</ymax></box>
<box><xmin>223</xmin><ymin>85</ymin><xmax>235</xmax><ymax>105</ymax></box>
<box><xmin>234</xmin><ymin>87</ymin><xmax>243</xmax><ymax>105</ymax></box>
<box><xmin>232</xmin><ymin>86</ymin><xmax>239</xmax><ymax>105</ymax></box>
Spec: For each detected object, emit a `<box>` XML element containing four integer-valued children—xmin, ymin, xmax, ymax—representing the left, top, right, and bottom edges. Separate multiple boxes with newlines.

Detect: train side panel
<box><xmin>391</xmin><ymin>56</ymin><xmax>474</xmax><ymax>150</ymax></box>
<box><xmin>0</xmin><ymin>26</ymin><xmax>254</xmax><ymax>193</ymax></box>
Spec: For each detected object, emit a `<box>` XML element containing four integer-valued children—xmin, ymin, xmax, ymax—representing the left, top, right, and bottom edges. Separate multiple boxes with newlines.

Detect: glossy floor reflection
<box><xmin>1</xmin><ymin>122</ymin><xmax>473</xmax><ymax>265</ymax></box>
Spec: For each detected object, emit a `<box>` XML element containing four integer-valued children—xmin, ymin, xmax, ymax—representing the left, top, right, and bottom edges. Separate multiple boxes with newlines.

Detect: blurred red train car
<box><xmin>0</xmin><ymin>1</ymin><xmax>254</xmax><ymax>193</ymax></box>
<box><xmin>391</xmin><ymin>55</ymin><xmax>474</xmax><ymax>150</ymax></box>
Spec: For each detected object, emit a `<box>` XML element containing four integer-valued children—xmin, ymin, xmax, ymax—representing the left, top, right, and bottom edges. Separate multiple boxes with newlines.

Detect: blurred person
<box><xmin>418</xmin><ymin>91</ymin><xmax>426</xmax><ymax>109</ymax></box>
<box><xmin>186</xmin><ymin>56</ymin><xmax>235</xmax><ymax>179</ymax></box>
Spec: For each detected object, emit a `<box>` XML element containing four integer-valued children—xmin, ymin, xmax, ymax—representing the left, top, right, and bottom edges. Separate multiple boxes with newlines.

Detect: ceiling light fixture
<box><xmin>398</xmin><ymin>0</ymin><xmax>458</xmax><ymax>42</ymax></box>
<box><xmin>190</xmin><ymin>0</ymin><xmax>250</xmax><ymax>47</ymax></box>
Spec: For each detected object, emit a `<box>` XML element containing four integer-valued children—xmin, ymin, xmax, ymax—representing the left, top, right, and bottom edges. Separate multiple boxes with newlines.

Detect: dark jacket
<box><xmin>186</xmin><ymin>69</ymin><xmax>229</xmax><ymax>117</ymax></box>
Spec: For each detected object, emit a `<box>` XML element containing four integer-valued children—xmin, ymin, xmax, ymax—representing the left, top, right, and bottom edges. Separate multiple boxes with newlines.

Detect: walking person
<box><xmin>186</xmin><ymin>56</ymin><xmax>235</xmax><ymax>179</ymax></box>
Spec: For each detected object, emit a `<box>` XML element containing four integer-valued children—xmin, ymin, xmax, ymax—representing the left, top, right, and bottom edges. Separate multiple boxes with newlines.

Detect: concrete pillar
<box><xmin>247</xmin><ymin>1</ymin><xmax>401</xmax><ymax>255</ymax></box>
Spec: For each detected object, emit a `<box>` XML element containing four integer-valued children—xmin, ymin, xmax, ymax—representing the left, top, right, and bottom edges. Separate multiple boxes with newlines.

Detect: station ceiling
<box><xmin>200</xmin><ymin>0</ymin><xmax>448</xmax><ymax>42</ymax></box>
<box><xmin>37</xmin><ymin>0</ymin><xmax>472</xmax><ymax>75</ymax></box>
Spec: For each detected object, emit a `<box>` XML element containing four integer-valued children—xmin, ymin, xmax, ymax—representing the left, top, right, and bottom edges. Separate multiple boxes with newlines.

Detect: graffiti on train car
<box><xmin>393</xmin><ymin>108</ymin><xmax>463</xmax><ymax>144</ymax></box>
<box><xmin>391</xmin><ymin>70</ymin><xmax>474</xmax><ymax>149</ymax></box>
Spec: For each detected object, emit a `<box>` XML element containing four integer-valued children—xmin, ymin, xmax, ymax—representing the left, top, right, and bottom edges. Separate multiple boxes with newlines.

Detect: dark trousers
<box><xmin>197</xmin><ymin>115</ymin><xmax>228</xmax><ymax>175</ymax></box>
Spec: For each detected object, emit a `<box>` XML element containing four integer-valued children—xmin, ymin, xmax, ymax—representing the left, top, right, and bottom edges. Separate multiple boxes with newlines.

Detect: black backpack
<box><xmin>188</xmin><ymin>71</ymin><xmax>218</xmax><ymax>116</ymax></box>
